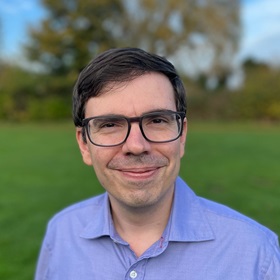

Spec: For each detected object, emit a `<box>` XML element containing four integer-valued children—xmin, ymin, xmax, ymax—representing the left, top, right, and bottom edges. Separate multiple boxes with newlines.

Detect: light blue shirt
<box><xmin>35</xmin><ymin>177</ymin><xmax>280</xmax><ymax>279</ymax></box>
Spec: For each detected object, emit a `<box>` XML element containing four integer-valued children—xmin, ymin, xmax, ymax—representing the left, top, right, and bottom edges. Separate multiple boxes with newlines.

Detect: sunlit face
<box><xmin>76</xmin><ymin>73</ymin><xmax>187</xmax><ymax>211</ymax></box>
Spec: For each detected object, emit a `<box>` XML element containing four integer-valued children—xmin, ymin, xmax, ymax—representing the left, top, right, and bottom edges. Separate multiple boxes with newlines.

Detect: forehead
<box><xmin>85</xmin><ymin>73</ymin><xmax>176</xmax><ymax>117</ymax></box>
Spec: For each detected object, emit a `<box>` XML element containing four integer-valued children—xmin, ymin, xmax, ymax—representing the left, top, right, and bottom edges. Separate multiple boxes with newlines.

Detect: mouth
<box><xmin>115</xmin><ymin>166</ymin><xmax>161</xmax><ymax>180</ymax></box>
<box><xmin>108</xmin><ymin>155</ymin><xmax>168</xmax><ymax>182</ymax></box>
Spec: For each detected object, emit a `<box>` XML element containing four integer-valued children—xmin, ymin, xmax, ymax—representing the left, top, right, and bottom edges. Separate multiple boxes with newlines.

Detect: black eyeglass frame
<box><xmin>82</xmin><ymin>110</ymin><xmax>186</xmax><ymax>147</ymax></box>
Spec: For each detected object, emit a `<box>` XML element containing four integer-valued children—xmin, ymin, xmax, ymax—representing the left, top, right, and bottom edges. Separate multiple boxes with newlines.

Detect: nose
<box><xmin>122</xmin><ymin>123</ymin><xmax>151</xmax><ymax>155</ymax></box>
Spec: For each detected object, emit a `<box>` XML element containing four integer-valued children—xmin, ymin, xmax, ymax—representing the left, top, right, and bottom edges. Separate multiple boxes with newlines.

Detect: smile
<box><xmin>116</xmin><ymin>167</ymin><xmax>161</xmax><ymax>179</ymax></box>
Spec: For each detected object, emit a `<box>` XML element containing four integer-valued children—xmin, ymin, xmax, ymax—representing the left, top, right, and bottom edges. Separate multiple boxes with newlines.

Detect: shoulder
<box><xmin>199</xmin><ymin>197</ymin><xmax>280</xmax><ymax>277</ymax></box>
<box><xmin>47</xmin><ymin>193</ymin><xmax>107</xmax><ymax>232</ymax></box>
<box><xmin>176</xmin><ymin>177</ymin><xmax>279</xmax><ymax>249</ymax></box>
<box><xmin>199</xmin><ymin>196</ymin><xmax>279</xmax><ymax>248</ymax></box>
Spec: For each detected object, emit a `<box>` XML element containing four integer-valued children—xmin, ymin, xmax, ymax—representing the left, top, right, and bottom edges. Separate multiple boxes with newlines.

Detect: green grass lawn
<box><xmin>0</xmin><ymin>121</ymin><xmax>280</xmax><ymax>280</ymax></box>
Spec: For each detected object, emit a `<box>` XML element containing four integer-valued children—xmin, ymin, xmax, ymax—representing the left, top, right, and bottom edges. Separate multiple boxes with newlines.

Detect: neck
<box><xmin>109</xmin><ymin>188</ymin><xmax>174</xmax><ymax>257</ymax></box>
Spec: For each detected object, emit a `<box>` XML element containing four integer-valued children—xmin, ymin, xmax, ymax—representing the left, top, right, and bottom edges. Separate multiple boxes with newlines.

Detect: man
<box><xmin>35</xmin><ymin>47</ymin><xmax>280</xmax><ymax>279</ymax></box>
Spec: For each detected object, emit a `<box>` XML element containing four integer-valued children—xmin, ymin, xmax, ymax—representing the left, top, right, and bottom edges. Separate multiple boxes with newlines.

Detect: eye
<box><xmin>91</xmin><ymin>118</ymin><xmax>126</xmax><ymax>132</ymax></box>
<box><xmin>145</xmin><ymin>114</ymin><xmax>173</xmax><ymax>125</ymax></box>
<box><xmin>152</xmin><ymin>117</ymin><xmax>168</xmax><ymax>123</ymax></box>
<box><xmin>99</xmin><ymin>122</ymin><xmax>118</xmax><ymax>128</ymax></box>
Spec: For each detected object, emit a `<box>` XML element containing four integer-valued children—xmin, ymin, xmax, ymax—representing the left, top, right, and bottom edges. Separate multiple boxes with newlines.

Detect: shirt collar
<box><xmin>80</xmin><ymin>177</ymin><xmax>215</xmax><ymax>243</ymax></box>
<box><xmin>167</xmin><ymin>177</ymin><xmax>215</xmax><ymax>242</ymax></box>
<box><xmin>79</xmin><ymin>192</ymin><xmax>113</xmax><ymax>239</ymax></box>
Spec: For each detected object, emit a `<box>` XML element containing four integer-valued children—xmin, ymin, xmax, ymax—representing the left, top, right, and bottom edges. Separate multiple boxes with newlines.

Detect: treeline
<box><xmin>1</xmin><ymin>59</ymin><xmax>279</xmax><ymax>122</ymax></box>
<box><xmin>0</xmin><ymin>0</ymin><xmax>279</xmax><ymax>122</ymax></box>
<box><xmin>0</xmin><ymin>64</ymin><xmax>72</xmax><ymax>121</ymax></box>
<box><xmin>187</xmin><ymin>61</ymin><xmax>280</xmax><ymax>121</ymax></box>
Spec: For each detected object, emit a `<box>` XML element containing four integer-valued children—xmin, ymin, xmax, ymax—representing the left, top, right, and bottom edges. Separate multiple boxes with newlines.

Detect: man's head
<box><xmin>74</xmin><ymin>47</ymin><xmax>187</xmax><ymax>211</ymax></box>
<box><xmin>73</xmin><ymin>47</ymin><xmax>187</xmax><ymax>129</ymax></box>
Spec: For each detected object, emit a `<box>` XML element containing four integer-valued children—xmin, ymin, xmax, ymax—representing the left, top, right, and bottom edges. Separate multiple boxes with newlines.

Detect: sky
<box><xmin>0</xmin><ymin>0</ymin><xmax>280</xmax><ymax>67</ymax></box>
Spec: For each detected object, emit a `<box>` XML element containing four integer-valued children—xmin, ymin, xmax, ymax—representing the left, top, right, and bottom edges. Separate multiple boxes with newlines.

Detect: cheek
<box><xmin>89</xmin><ymin>152</ymin><xmax>107</xmax><ymax>185</ymax></box>
<box><xmin>160</xmin><ymin>142</ymin><xmax>182</xmax><ymax>165</ymax></box>
<box><xmin>90</xmin><ymin>148</ymin><xmax>116</xmax><ymax>175</ymax></box>
<box><xmin>90</xmin><ymin>150</ymin><xmax>105</xmax><ymax>169</ymax></box>
<box><xmin>90</xmin><ymin>150</ymin><xmax>118</xmax><ymax>190</ymax></box>
<box><xmin>168</xmin><ymin>142</ymin><xmax>184</xmax><ymax>170</ymax></box>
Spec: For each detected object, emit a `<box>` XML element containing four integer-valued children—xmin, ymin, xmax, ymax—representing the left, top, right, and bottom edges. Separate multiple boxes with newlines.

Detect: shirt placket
<box><xmin>123</xmin><ymin>236</ymin><xmax>169</xmax><ymax>280</ymax></box>
<box><xmin>125</xmin><ymin>259</ymin><xmax>148</xmax><ymax>280</ymax></box>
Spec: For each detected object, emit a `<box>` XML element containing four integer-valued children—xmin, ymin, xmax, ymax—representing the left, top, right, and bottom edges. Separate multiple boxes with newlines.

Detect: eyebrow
<box><xmin>89</xmin><ymin>109</ymin><xmax>177</xmax><ymax>119</ymax></box>
<box><xmin>85</xmin><ymin>109</ymin><xmax>176</xmax><ymax>119</ymax></box>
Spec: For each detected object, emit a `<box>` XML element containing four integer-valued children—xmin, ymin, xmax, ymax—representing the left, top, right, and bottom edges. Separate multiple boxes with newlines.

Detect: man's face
<box><xmin>76</xmin><ymin>72</ymin><xmax>187</xmax><ymax>210</ymax></box>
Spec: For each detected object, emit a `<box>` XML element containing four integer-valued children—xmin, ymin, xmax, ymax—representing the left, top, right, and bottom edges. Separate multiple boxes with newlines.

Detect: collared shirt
<box><xmin>35</xmin><ymin>177</ymin><xmax>280</xmax><ymax>280</ymax></box>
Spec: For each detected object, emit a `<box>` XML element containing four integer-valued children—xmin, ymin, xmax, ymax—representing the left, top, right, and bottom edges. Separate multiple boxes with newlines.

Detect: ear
<box><xmin>76</xmin><ymin>128</ymin><xmax>93</xmax><ymax>166</ymax></box>
<box><xmin>180</xmin><ymin>118</ymin><xmax>187</xmax><ymax>158</ymax></box>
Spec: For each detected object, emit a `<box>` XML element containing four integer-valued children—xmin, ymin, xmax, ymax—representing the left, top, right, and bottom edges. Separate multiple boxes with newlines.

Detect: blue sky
<box><xmin>1</xmin><ymin>0</ymin><xmax>280</xmax><ymax>66</ymax></box>
<box><xmin>0</xmin><ymin>0</ymin><xmax>45</xmax><ymax>57</ymax></box>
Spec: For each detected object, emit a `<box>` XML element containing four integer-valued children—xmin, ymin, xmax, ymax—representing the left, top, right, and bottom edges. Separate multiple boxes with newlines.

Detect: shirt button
<box><xmin>129</xmin><ymin>270</ymin><xmax>138</xmax><ymax>279</ymax></box>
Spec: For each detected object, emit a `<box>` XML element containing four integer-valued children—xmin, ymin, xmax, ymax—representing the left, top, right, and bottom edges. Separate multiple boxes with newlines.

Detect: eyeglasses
<box><xmin>82</xmin><ymin>110</ymin><xmax>186</xmax><ymax>147</ymax></box>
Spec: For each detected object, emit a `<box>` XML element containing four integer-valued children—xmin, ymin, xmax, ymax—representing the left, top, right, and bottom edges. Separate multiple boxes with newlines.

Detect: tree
<box><xmin>26</xmin><ymin>0</ymin><xmax>124</xmax><ymax>75</ymax></box>
<box><xmin>25</xmin><ymin>0</ymin><xmax>125</xmax><ymax>100</ymax></box>
<box><xmin>25</xmin><ymin>0</ymin><xmax>241</xmax><ymax>93</ymax></box>
<box><xmin>235</xmin><ymin>60</ymin><xmax>280</xmax><ymax>120</ymax></box>
<box><xmin>118</xmin><ymin>0</ymin><xmax>241</xmax><ymax>87</ymax></box>
<box><xmin>0</xmin><ymin>64</ymin><xmax>36</xmax><ymax>120</ymax></box>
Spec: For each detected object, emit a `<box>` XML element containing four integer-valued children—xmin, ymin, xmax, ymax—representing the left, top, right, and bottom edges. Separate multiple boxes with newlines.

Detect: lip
<box><xmin>115</xmin><ymin>166</ymin><xmax>161</xmax><ymax>180</ymax></box>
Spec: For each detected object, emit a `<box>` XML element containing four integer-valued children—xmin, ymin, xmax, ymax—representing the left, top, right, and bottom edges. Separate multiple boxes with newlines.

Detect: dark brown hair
<box><xmin>72</xmin><ymin>47</ymin><xmax>187</xmax><ymax>127</ymax></box>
